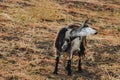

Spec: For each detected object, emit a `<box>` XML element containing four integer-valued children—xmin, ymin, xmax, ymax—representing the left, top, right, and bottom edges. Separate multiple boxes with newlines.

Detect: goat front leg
<box><xmin>66</xmin><ymin>59</ymin><xmax>71</xmax><ymax>76</ymax></box>
<box><xmin>78</xmin><ymin>41</ymin><xmax>86</xmax><ymax>72</ymax></box>
<box><xmin>53</xmin><ymin>51</ymin><xmax>60</xmax><ymax>74</ymax></box>
<box><xmin>78</xmin><ymin>52</ymin><xmax>82</xmax><ymax>73</ymax></box>
<box><xmin>66</xmin><ymin>50</ymin><xmax>73</xmax><ymax>76</ymax></box>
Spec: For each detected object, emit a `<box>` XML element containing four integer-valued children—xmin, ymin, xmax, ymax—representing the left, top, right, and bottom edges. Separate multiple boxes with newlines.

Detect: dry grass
<box><xmin>0</xmin><ymin>0</ymin><xmax>120</xmax><ymax>80</ymax></box>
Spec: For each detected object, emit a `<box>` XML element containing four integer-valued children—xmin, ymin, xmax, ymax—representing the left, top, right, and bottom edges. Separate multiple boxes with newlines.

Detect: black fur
<box><xmin>53</xmin><ymin>56</ymin><xmax>59</xmax><ymax>74</ymax></box>
<box><xmin>78</xmin><ymin>51</ymin><xmax>82</xmax><ymax>72</ymax></box>
<box><xmin>55</xmin><ymin>28</ymin><xmax>68</xmax><ymax>52</ymax></box>
<box><xmin>80</xmin><ymin>42</ymin><xmax>85</xmax><ymax>56</ymax></box>
<box><xmin>66</xmin><ymin>60</ymin><xmax>71</xmax><ymax>76</ymax></box>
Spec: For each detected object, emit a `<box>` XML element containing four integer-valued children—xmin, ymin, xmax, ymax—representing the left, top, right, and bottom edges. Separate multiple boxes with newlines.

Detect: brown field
<box><xmin>0</xmin><ymin>0</ymin><xmax>120</xmax><ymax>80</ymax></box>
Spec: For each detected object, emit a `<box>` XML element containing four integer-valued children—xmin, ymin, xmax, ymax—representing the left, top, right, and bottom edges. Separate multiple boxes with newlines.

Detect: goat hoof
<box><xmin>53</xmin><ymin>71</ymin><xmax>58</xmax><ymax>74</ymax></box>
<box><xmin>78</xmin><ymin>70</ymin><xmax>82</xmax><ymax>73</ymax></box>
<box><xmin>68</xmin><ymin>73</ymin><xmax>72</xmax><ymax>76</ymax></box>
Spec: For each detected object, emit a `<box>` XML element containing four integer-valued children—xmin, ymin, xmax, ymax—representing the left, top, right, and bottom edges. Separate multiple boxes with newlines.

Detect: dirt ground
<box><xmin>0</xmin><ymin>0</ymin><xmax>120</xmax><ymax>80</ymax></box>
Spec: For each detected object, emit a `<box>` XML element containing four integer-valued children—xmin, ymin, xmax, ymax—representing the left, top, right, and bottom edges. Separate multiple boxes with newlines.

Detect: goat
<box><xmin>53</xmin><ymin>19</ymin><xmax>97</xmax><ymax>76</ymax></box>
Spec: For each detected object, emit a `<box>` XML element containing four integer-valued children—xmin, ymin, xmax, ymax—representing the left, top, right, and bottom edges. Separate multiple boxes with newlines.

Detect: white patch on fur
<box><xmin>71</xmin><ymin>37</ymin><xmax>81</xmax><ymax>51</ymax></box>
<box><xmin>65</xmin><ymin>29</ymin><xmax>72</xmax><ymax>40</ymax></box>
<box><xmin>61</xmin><ymin>29</ymin><xmax>72</xmax><ymax>51</ymax></box>
<box><xmin>71</xmin><ymin>27</ymin><xmax>97</xmax><ymax>37</ymax></box>
<box><xmin>69</xmin><ymin>37</ymin><xmax>82</xmax><ymax>59</ymax></box>
<box><xmin>81</xmin><ymin>27</ymin><xmax>97</xmax><ymax>35</ymax></box>
<box><xmin>61</xmin><ymin>40</ymin><xmax>68</xmax><ymax>51</ymax></box>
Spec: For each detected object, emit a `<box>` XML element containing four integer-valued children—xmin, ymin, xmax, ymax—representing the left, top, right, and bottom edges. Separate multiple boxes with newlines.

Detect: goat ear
<box><xmin>81</xmin><ymin>19</ymin><xmax>89</xmax><ymax>27</ymax></box>
<box><xmin>84</xmin><ymin>19</ymin><xmax>89</xmax><ymax>24</ymax></box>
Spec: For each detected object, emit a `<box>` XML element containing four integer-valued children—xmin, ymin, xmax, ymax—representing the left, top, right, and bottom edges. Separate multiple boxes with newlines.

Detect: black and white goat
<box><xmin>53</xmin><ymin>19</ymin><xmax>97</xmax><ymax>76</ymax></box>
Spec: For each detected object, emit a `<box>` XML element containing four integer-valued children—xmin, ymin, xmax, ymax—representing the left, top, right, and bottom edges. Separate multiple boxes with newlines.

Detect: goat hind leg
<box><xmin>78</xmin><ymin>57</ymin><xmax>82</xmax><ymax>72</ymax></box>
<box><xmin>78</xmin><ymin>52</ymin><xmax>82</xmax><ymax>73</ymax></box>
<box><xmin>66</xmin><ymin>51</ymin><xmax>73</xmax><ymax>76</ymax></box>
<box><xmin>53</xmin><ymin>51</ymin><xmax>60</xmax><ymax>74</ymax></box>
